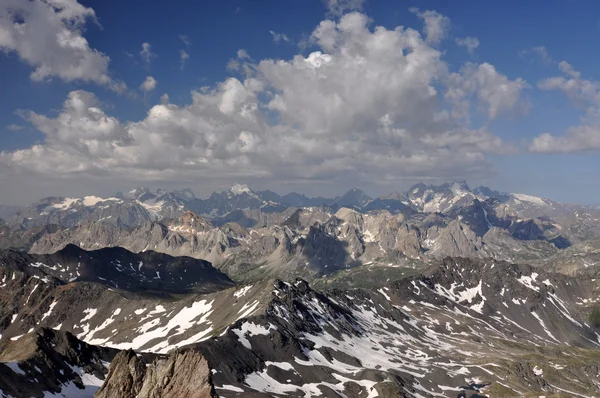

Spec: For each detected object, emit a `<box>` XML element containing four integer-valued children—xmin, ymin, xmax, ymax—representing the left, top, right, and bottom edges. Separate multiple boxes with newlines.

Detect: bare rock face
<box><xmin>95</xmin><ymin>350</ymin><xmax>146</xmax><ymax>398</ymax></box>
<box><xmin>96</xmin><ymin>349</ymin><xmax>217</xmax><ymax>398</ymax></box>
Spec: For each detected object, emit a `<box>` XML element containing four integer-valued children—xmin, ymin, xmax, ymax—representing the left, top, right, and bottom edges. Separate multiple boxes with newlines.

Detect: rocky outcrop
<box><xmin>96</xmin><ymin>349</ymin><xmax>217</xmax><ymax>398</ymax></box>
<box><xmin>93</xmin><ymin>350</ymin><xmax>146</xmax><ymax>398</ymax></box>
<box><xmin>0</xmin><ymin>328</ymin><xmax>116</xmax><ymax>398</ymax></box>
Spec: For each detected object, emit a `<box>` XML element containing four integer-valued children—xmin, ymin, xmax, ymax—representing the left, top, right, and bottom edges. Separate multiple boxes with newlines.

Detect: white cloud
<box><xmin>446</xmin><ymin>63</ymin><xmax>528</xmax><ymax>120</ymax></box>
<box><xmin>530</xmin><ymin>125</ymin><xmax>600</xmax><ymax>153</ymax></box>
<box><xmin>180</xmin><ymin>50</ymin><xmax>189</xmax><ymax>70</ymax></box>
<box><xmin>227</xmin><ymin>49</ymin><xmax>254</xmax><ymax>75</ymax></box>
<box><xmin>269</xmin><ymin>30</ymin><xmax>290</xmax><ymax>44</ymax></box>
<box><xmin>455</xmin><ymin>36</ymin><xmax>479</xmax><ymax>55</ymax></box>
<box><xmin>530</xmin><ymin>61</ymin><xmax>600</xmax><ymax>153</ymax></box>
<box><xmin>324</xmin><ymin>0</ymin><xmax>365</xmax><ymax>16</ymax></box>
<box><xmin>1</xmin><ymin>10</ymin><xmax>521</xmax><ymax>198</ymax></box>
<box><xmin>179</xmin><ymin>34</ymin><xmax>191</xmax><ymax>47</ymax></box>
<box><xmin>140</xmin><ymin>42</ymin><xmax>155</xmax><ymax>67</ymax></box>
<box><xmin>11</xmin><ymin>90</ymin><xmax>131</xmax><ymax>175</ymax></box>
<box><xmin>6</xmin><ymin>124</ymin><xmax>23</xmax><ymax>131</ymax></box>
<box><xmin>538</xmin><ymin>61</ymin><xmax>600</xmax><ymax>105</ymax></box>
<box><xmin>140</xmin><ymin>76</ymin><xmax>157</xmax><ymax>92</ymax></box>
<box><xmin>0</xmin><ymin>0</ymin><xmax>124</xmax><ymax>91</ymax></box>
<box><xmin>520</xmin><ymin>46</ymin><xmax>552</xmax><ymax>64</ymax></box>
<box><xmin>410</xmin><ymin>7</ymin><xmax>450</xmax><ymax>44</ymax></box>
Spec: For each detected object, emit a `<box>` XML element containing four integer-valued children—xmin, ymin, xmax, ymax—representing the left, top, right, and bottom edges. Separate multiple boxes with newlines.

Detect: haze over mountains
<box><xmin>1</xmin><ymin>181</ymin><xmax>600</xmax><ymax>397</ymax></box>
<box><xmin>1</xmin><ymin>180</ymin><xmax>599</xmax><ymax>287</ymax></box>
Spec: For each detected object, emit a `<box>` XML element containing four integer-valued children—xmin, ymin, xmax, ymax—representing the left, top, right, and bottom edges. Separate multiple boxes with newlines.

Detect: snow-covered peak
<box><xmin>51</xmin><ymin>196</ymin><xmax>121</xmax><ymax>210</ymax></box>
<box><xmin>230</xmin><ymin>184</ymin><xmax>253</xmax><ymax>195</ymax></box>
<box><xmin>82</xmin><ymin>196</ymin><xmax>121</xmax><ymax>207</ymax></box>
<box><xmin>448</xmin><ymin>180</ymin><xmax>470</xmax><ymax>196</ymax></box>
<box><xmin>511</xmin><ymin>193</ymin><xmax>548</xmax><ymax>206</ymax></box>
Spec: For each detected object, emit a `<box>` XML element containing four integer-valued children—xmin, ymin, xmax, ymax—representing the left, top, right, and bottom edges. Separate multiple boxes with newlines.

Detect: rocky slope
<box><xmin>0</xmin><ymin>222</ymin><xmax>61</xmax><ymax>251</ymax></box>
<box><xmin>0</xmin><ymin>255</ymin><xmax>599</xmax><ymax>397</ymax></box>
<box><xmin>0</xmin><ymin>328</ymin><xmax>117</xmax><ymax>397</ymax></box>
<box><xmin>1</xmin><ymin>244</ymin><xmax>235</xmax><ymax>294</ymax></box>
<box><xmin>0</xmin><ymin>205</ymin><xmax>20</xmax><ymax>220</ymax></box>
<box><xmin>29</xmin><ymin>206</ymin><xmax>564</xmax><ymax>284</ymax></box>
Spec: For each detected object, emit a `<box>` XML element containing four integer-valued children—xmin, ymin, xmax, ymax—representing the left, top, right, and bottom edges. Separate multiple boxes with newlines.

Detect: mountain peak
<box><xmin>511</xmin><ymin>193</ymin><xmax>549</xmax><ymax>206</ymax></box>
<box><xmin>176</xmin><ymin>210</ymin><xmax>213</xmax><ymax>231</ymax></box>
<box><xmin>230</xmin><ymin>184</ymin><xmax>253</xmax><ymax>195</ymax></box>
<box><xmin>448</xmin><ymin>180</ymin><xmax>470</xmax><ymax>191</ymax></box>
<box><xmin>170</xmin><ymin>188</ymin><xmax>196</xmax><ymax>201</ymax></box>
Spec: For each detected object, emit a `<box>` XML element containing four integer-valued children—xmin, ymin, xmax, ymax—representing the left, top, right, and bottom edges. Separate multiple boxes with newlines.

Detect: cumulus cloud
<box><xmin>455</xmin><ymin>36</ymin><xmax>479</xmax><ymax>55</ymax></box>
<box><xmin>410</xmin><ymin>7</ymin><xmax>450</xmax><ymax>44</ymax></box>
<box><xmin>530</xmin><ymin>61</ymin><xmax>600</xmax><ymax>153</ymax></box>
<box><xmin>0</xmin><ymin>0</ymin><xmax>124</xmax><ymax>91</ymax></box>
<box><xmin>9</xmin><ymin>90</ymin><xmax>132</xmax><ymax>176</ymax></box>
<box><xmin>140</xmin><ymin>42</ymin><xmax>155</xmax><ymax>68</ymax></box>
<box><xmin>324</xmin><ymin>0</ymin><xmax>365</xmax><ymax>16</ymax></box>
<box><xmin>520</xmin><ymin>46</ymin><xmax>552</xmax><ymax>64</ymax></box>
<box><xmin>446</xmin><ymin>63</ymin><xmax>529</xmax><ymax>120</ymax></box>
<box><xmin>1</xmin><ymin>10</ymin><xmax>524</xmax><ymax>198</ymax></box>
<box><xmin>538</xmin><ymin>61</ymin><xmax>600</xmax><ymax>105</ymax></box>
<box><xmin>269</xmin><ymin>30</ymin><xmax>289</xmax><ymax>44</ymax></box>
<box><xmin>140</xmin><ymin>76</ymin><xmax>157</xmax><ymax>92</ymax></box>
<box><xmin>530</xmin><ymin>125</ymin><xmax>600</xmax><ymax>154</ymax></box>
<box><xmin>179</xmin><ymin>50</ymin><xmax>189</xmax><ymax>70</ymax></box>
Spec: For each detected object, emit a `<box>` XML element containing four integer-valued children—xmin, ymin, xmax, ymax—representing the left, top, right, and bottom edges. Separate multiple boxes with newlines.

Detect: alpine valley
<box><xmin>1</xmin><ymin>181</ymin><xmax>600</xmax><ymax>398</ymax></box>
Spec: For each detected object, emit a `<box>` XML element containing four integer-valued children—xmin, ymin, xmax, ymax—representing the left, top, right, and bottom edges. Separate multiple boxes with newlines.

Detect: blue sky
<box><xmin>0</xmin><ymin>0</ymin><xmax>599</xmax><ymax>204</ymax></box>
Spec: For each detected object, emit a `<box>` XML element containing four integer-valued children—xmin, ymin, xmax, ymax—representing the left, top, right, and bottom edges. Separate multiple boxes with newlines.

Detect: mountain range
<box><xmin>1</xmin><ymin>181</ymin><xmax>600</xmax><ymax>397</ymax></box>
<box><xmin>5</xmin><ymin>180</ymin><xmax>593</xmax><ymax>227</ymax></box>
<box><xmin>0</xmin><ymin>250</ymin><xmax>599</xmax><ymax>397</ymax></box>
<box><xmin>0</xmin><ymin>181</ymin><xmax>592</xmax><ymax>286</ymax></box>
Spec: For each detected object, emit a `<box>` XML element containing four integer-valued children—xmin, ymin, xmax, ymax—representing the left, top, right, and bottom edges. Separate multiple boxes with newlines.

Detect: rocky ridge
<box><xmin>0</xmin><ymin>253</ymin><xmax>599</xmax><ymax>397</ymax></box>
<box><xmin>29</xmin><ymin>206</ymin><xmax>565</xmax><ymax>284</ymax></box>
<box><xmin>1</xmin><ymin>244</ymin><xmax>235</xmax><ymax>294</ymax></box>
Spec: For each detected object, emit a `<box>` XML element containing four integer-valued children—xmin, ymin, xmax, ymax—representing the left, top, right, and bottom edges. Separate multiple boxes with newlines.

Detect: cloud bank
<box><xmin>0</xmin><ymin>6</ymin><xmax>530</xmax><ymax>200</ymax></box>
<box><xmin>0</xmin><ymin>0</ymin><xmax>125</xmax><ymax>91</ymax></box>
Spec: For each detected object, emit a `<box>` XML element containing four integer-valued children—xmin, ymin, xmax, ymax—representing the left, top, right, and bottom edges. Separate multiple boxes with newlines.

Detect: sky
<box><xmin>0</xmin><ymin>0</ymin><xmax>599</xmax><ymax>205</ymax></box>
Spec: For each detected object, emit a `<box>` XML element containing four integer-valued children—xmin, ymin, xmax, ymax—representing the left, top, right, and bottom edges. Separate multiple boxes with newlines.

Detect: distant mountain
<box><xmin>186</xmin><ymin>184</ymin><xmax>284</xmax><ymax>217</ymax></box>
<box><xmin>404</xmin><ymin>180</ymin><xmax>481</xmax><ymax>213</ymax></box>
<box><xmin>0</xmin><ymin>223</ymin><xmax>61</xmax><ymax>251</ymax></box>
<box><xmin>0</xmin><ymin>205</ymin><xmax>20</xmax><ymax>220</ymax></box>
<box><xmin>6</xmin><ymin>195</ymin><xmax>157</xmax><ymax>229</ymax></box>
<box><xmin>333</xmin><ymin>188</ymin><xmax>372</xmax><ymax>209</ymax></box>
<box><xmin>5</xmin><ymin>181</ymin><xmax>589</xmax><ymax>227</ymax></box>
<box><xmin>5</xmin><ymin>181</ymin><xmax>600</xmax><ymax>259</ymax></box>
<box><xmin>30</xmin><ymin>206</ymin><xmax>565</xmax><ymax>284</ymax></box>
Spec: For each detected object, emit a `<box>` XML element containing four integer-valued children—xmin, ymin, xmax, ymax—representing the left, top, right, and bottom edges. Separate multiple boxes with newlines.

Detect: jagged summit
<box><xmin>4</xmin><ymin>180</ymin><xmax>573</xmax><ymax>232</ymax></box>
<box><xmin>229</xmin><ymin>183</ymin><xmax>253</xmax><ymax>195</ymax></box>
